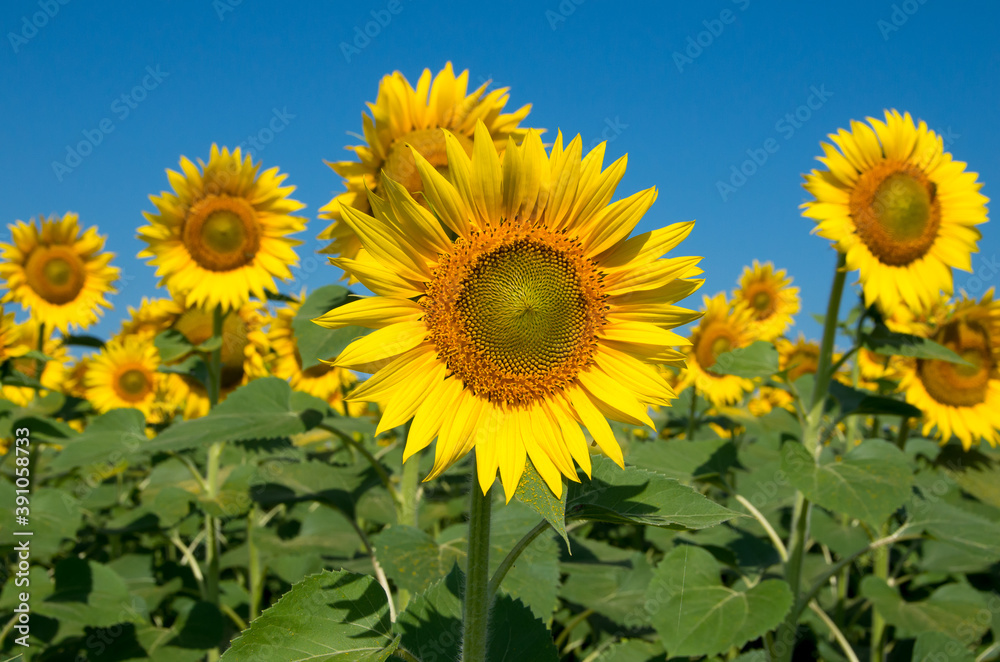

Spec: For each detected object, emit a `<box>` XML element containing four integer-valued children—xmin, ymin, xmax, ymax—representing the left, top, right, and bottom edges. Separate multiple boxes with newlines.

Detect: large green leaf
<box><xmin>35</xmin><ymin>558</ymin><xmax>142</xmax><ymax>629</ymax></box>
<box><xmin>911</xmin><ymin>632</ymin><xmax>975</xmax><ymax>662</ymax></box>
<box><xmin>514</xmin><ymin>460</ymin><xmax>568</xmax><ymax>548</ymax></box>
<box><xmin>712</xmin><ymin>340</ymin><xmax>779</xmax><ymax>379</ymax></box>
<box><xmin>293</xmin><ymin>285</ymin><xmax>371</xmax><ymax>369</ymax></box>
<box><xmin>560</xmin><ymin>552</ymin><xmax>655</xmax><ymax>627</ymax></box>
<box><xmin>594</xmin><ymin>640</ymin><xmax>667</xmax><ymax>662</ymax></box>
<box><xmin>781</xmin><ymin>440</ymin><xmax>913</xmax><ymax>525</ymax></box>
<box><xmin>861</xmin><ymin>577</ymin><xmax>990</xmax><ymax>641</ymax></box>
<box><xmin>828</xmin><ymin>381</ymin><xmax>922</xmax><ymax>418</ymax></box>
<box><xmin>47</xmin><ymin>408</ymin><xmax>146</xmax><ymax>471</ymax></box>
<box><xmin>646</xmin><ymin>546</ymin><xmax>793</xmax><ymax>657</ymax></box>
<box><xmin>372</xmin><ymin>525</ymin><xmax>445</xmax><ymax>594</ymax></box>
<box><xmin>910</xmin><ymin>498</ymin><xmax>1000</xmax><ymax>559</ymax></box>
<box><xmin>627</xmin><ymin>437</ymin><xmax>738</xmax><ymax>482</ymax></box>
<box><xmin>862</xmin><ymin>323</ymin><xmax>970</xmax><ymax>364</ymax></box>
<box><xmin>396</xmin><ymin>566</ymin><xmax>558</xmax><ymax>662</ymax></box>
<box><xmin>145</xmin><ymin>378</ymin><xmax>325</xmax><ymax>453</ymax></box>
<box><xmin>220</xmin><ymin>570</ymin><xmax>398</xmax><ymax>661</ymax></box>
<box><xmin>567</xmin><ymin>456</ymin><xmax>739</xmax><ymax>529</ymax></box>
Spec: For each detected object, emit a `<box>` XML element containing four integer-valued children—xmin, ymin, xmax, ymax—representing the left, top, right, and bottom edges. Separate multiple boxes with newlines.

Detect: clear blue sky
<box><xmin>1</xmin><ymin>0</ymin><xmax>997</xmax><ymax>342</ymax></box>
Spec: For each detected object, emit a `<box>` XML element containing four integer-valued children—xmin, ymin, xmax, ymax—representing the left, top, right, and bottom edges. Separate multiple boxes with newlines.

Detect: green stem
<box><xmin>205</xmin><ymin>306</ymin><xmax>225</xmax><ymax>661</ymax></box>
<box><xmin>774</xmin><ymin>252</ymin><xmax>848</xmax><ymax>662</ymax></box>
<box><xmin>248</xmin><ymin>503</ymin><xmax>262</xmax><ymax>621</ymax></box>
<box><xmin>398</xmin><ymin>425</ymin><xmax>421</xmax><ymax>528</ymax></box>
<box><xmin>870</xmin><ymin>522</ymin><xmax>891</xmax><ymax>662</ymax></box>
<box><xmin>685</xmin><ymin>384</ymin><xmax>698</xmax><ymax>439</ymax></box>
<box><xmin>463</xmin><ymin>481</ymin><xmax>493</xmax><ymax>662</ymax></box>
<box><xmin>488</xmin><ymin>520</ymin><xmax>550</xmax><ymax>597</ymax></box>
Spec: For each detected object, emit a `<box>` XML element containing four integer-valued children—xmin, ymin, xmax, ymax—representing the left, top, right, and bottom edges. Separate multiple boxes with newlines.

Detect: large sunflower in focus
<box><xmin>679</xmin><ymin>293</ymin><xmax>755</xmax><ymax>407</ymax></box>
<box><xmin>733</xmin><ymin>260</ymin><xmax>799</xmax><ymax>341</ymax></box>
<box><xmin>318</xmin><ymin>62</ymin><xmax>532</xmax><ymax>264</ymax></box>
<box><xmin>802</xmin><ymin>110</ymin><xmax>988</xmax><ymax>314</ymax></box>
<box><xmin>899</xmin><ymin>290</ymin><xmax>1000</xmax><ymax>450</ymax></box>
<box><xmin>268</xmin><ymin>295</ymin><xmax>365</xmax><ymax>416</ymax></box>
<box><xmin>1</xmin><ymin>319</ymin><xmax>69</xmax><ymax>406</ymax></box>
<box><xmin>85</xmin><ymin>336</ymin><xmax>178</xmax><ymax>423</ymax></box>
<box><xmin>315</xmin><ymin>123</ymin><xmax>702</xmax><ymax>497</ymax></box>
<box><xmin>138</xmin><ymin>145</ymin><xmax>306</xmax><ymax>311</ymax></box>
<box><xmin>0</xmin><ymin>213</ymin><xmax>118</xmax><ymax>332</ymax></box>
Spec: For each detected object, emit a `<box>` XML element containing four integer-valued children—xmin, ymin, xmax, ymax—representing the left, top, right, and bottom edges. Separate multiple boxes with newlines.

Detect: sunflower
<box><xmin>747</xmin><ymin>385</ymin><xmax>795</xmax><ymax>417</ymax></box>
<box><xmin>898</xmin><ymin>290</ymin><xmax>1000</xmax><ymax>450</ymax></box>
<box><xmin>314</xmin><ymin>123</ymin><xmax>702</xmax><ymax>498</ymax></box>
<box><xmin>318</xmin><ymin>62</ymin><xmax>533</xmax><ymax>265</ymax></box>
<box><xmin>855</xmin><ymin>347</ymin><xmax>901</xmax><ymax>390</ymax></box>
<box><xmin>268</xmin><ymin>295</ymin><xmax>366</xmax><ymax>416</ymax></box>
<box><xmin>138</xmin><ymin>145</ymin><xmax>306</xmax><ymax>311</ymax></box>
<box><xmin>85</xmin><ymin>336</ymin><xmax>178</xmax><ymax>423</ymax></box>
<box><xmin>733</xmin><ymin>260</ymin><xmax>800</xmax><ymax>341</ymax></box>
<box><xmin>679</xmin><ymin>293</ymin><xmax>755</xmax><ymax>407</ymax></box>
<box><xmin>802</xmin><ymin>110</ymin><xmax>988</xmax><ymax>314</ymax></box>
<box><xmin>168</xmin><ymin>300</ymin><xmax>269</xmax><ymax>419</ymax></box>
<box><xmin>116</xmin><ymin>296</ymin><xmax>184</xmax><ymax>341</ymax></box>
<box><xmin>0</xmin><ymin>213</ymin><xmax>118</xmax><ymax>332</ymax></box>
<box><xmin>1</xmin><ymin>319</ymin><xmax>69</xmax><ymax>406</ymax></box>
<box><xmin>0</xmin><ymin>307</ymin><xmax>29</xmax><ymax>363</ymax></box>
<box><xmin>777</xmin><ymin>334</ymin><xmax>821</xmax><ymax>383</ymax></box>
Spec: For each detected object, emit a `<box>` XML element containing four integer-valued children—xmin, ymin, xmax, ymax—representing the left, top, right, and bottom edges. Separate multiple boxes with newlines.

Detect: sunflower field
<box><xmin>1</xmin><ymin>62</ymin><xmax>998</xmax><ymax>662</ymax></box>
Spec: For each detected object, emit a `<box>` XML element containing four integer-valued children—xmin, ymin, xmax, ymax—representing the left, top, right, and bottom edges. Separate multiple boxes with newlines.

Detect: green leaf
<box><xmin>292</xmin><ymin>285</ymin><xmax>370</xmax><ymax>369</ymax></box>
<box><xmin>489</xmin><ymin>501</ymin><xmax>561</xmax><ymax>622</ymax></box>
<box><xmin>155</xmin><ymin>329</ymin><xmax>196</xmax><ymax>362</ymax></box>
<box><xmin>220</xmin><ymin>570</ymin><xmax>399</xmax><ymax>661</ymax></box>
<box><xmin>560</xmin><ymin>553</ymin><xmax>655</xmax><ymax>626</ymax></box>
<box><xmin>910</xmin><ymin>498</ymin><xmax>1000</xmax><ymax>559</ymax></box>
<box><xmin>514</xmin><ymin>459</ymin><xmax>569</xmax><ymax>549</ymax></box>
<box><xmin>396</xmin><ymin>566</ymin><xmax>558</xmax><ymax>662</ymax></box>
<box><xmin>781</xmin><ymin>440</ymin><xmax>913</xmax><ymax>525</ymax></box>
<box><xmin>47</xmin><ymin>408</ymin><xmax>147</xmax><ymax>471</ymax></box>
<box><xmin>911</xmin><ymin>632</ymin><xmax>975</xmax><ymax>662</ymax></box>
<box><xmin>372</xmin><ymin>525</ymin><xmax>445</xmax><ymax>594</ymax></box>
<box><xmin>712</xmin><ymin>340</ymin><xmax>779</xmax><ymax>378</ymax></box>
<box><xmin>145</xmin><ymin>378</ymin><xmax>324</xmax><ymax>453</ymax></box>
<box><xmin>861</xmin><ymin>577</ymin><xmax>990</xmax><ymax>641</ymax></box>
<box><xmin>646</xmin><ymin>545</ymin><xmax>793</xmax><ymax>657</ymax></box>
<box><xmin>627</xmin><ymin>437</ymin><xmax>738</xmax><ymax>483</ymax></box>
<box><xmin>61</xmin><ymin>333</ymin><xmax>106</xmax><ymax>349</ymax></box>
<box><xmin>862</xmin><ymin>323</ymin><xmax>971</xmax><ymax>364</ymax></box>
<box><xmin>36</xmin><ymin>558</ymin><xmax>141</xmax><ymax>628</ymax></box>
<box><xmin>567</xmin><ymin>456</ymin><xmax>740</xmax><ymax>529</ymax></box>
<box><xmin>594</xmin><ymin>640</ymin><xmax>667</xmax><ymax>662</ymax></box>
<box><xmin>21</xmin><ymin>349</ymin><xmax>52</xmax><ymax>362</ymax></box>
<box><xmin>828</xmin><ymin>381</ymin><xmax>922</xmax><ymax>418</ymax></box>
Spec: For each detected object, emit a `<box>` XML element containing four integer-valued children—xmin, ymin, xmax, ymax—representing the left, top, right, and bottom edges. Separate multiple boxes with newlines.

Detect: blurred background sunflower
<box><xmin>733</xmin><ymin>260</ymin><xmax>800</xmax><ymax>341</ymax></box>
<box><xmin>679</xmin><ymin>293</ymin><xmax>756</xmax><ymax>407</ymax></box>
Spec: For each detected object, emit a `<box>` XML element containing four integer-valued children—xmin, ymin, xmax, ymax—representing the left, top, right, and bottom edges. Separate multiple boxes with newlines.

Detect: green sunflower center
<box><xmin>918</xmin><ymin>319</ymin><xmax>992</xmax><ymax>407</ymax></box>
<box><xmin>184</xmin><ymin>195</ymin><xmax>261</xmax><ymax>272</ymax></box>
<box><xmin>423</xmin><ymin>228</ymin><xmax>607</xmax><ymax>407</ymax></box>
<box><xmin>752</xmin><ymin>291</ymin><xmax>771</xmax><ymax>311</ymax></box>
<box><xmin>457</xmin><ymin>240</ymin><xmax>589</xmax><ymax>375</ymax></box>
<box><xmin>850</xmin><ymin>162</ymin><xmax>941</xmax><ymax>266</ymax></box>
<box><xmin>202</xmin><ymin>211</ymin><xmax>247</xmax><ymax>254</ymax></box>
<box><xmin>24</xmin><ymin>246</ymin><xmax>87</xmax><ymax>305</ymax></box>
<box><xmin>116</xmin><ymin>368</ymin><xmax>152</xmax><ymax>401</ymax></box>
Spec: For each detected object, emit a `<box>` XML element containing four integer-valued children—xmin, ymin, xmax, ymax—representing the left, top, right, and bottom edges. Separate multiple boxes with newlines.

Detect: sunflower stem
<box><xmin>463</xmin><ymin>480</ymin><xmax>493</xmax><ymax>662</ymax></box>
<box><xmin>397</xmin><ymin>422</ymin><xmax>421</xmax><ymax>528</ymax></box>
<box><xmin>248</xmin><ymin>503</ymin><xmax>262</xmax><ymax>622</ymax></box>
<box><xmin>686</xmin><ymin>384</ymin><xmax>699</xmax><ymax>439</ymax></box>
<box><xmin>204</xmin><ymin>306</ymin><xmax>226</xmax><ymax>659</ymax></box>
<box><xmin>774</xmin><ymin>252</ymin><xmax>848</xmax><ymax>662</ymax></box>
<box><xmin>870</xmin><ymin>521</ymin><xmax>891</xmax><ymax>662</ymax></box>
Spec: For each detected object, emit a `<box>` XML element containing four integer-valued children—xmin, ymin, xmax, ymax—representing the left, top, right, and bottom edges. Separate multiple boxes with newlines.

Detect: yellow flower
<box><xmin>777</xmin><ymin>334</ymin><xmax>820</xmax><ymax>382</ymax></box>
<box><xmin>168</xmin><ymin>299</ymin><xmax>269</xmax><ymax>418</ymax></box>
<box><xmin>1</xmin><ymin>319</ymin><xmax>69</xmax><ymax>406</ymax></box>
<box><xmin>317</xmin><ymin>62</ymin><xmax>533</xmax><ymax>266</ymax></box>
<box><xmin>898</xmin><ymin>290</ymin><xmax>1000</xmax><ymax>450</ymax></box>
<box><xmin>0</xmin><ymin>213</ymin><xmax>118</xmax><ymax>332</ymax></box>
<box><xmin>315</xmin><ymin>123</ymin><xmax>702</xmax><ymax>498</ymax></box>
<box><xmin>268</xmin><ymin>295</ymin><xmax>366</xmax><ymax>416</ymax></box>
<box><xmin>138</xmin><ymin>145</ymin><xmax>306</xmax><ymax>311</ymax></box>
<box><xmin>802</xmin><ymin>110</ymin><xmax>988</xmax><ymax>314</ymax></box>
<box><xmin>679</xmin><ymin>293</ymin><xmax>755</xmax><ymax>407</ymax></box>
<box><xmin>0</xmin><ymin>307</ymin><xmax>29</xmax><ymax>363</ymax></box>
<box><xmin>747</xmin><ymin>386</ymin><xmax>795</xmax><ymax>417</ymax></box>
<box><xmin>732</xmin><ymin>260</ymin><xmax>800</xmax><ymax>341</ymax></box>
<box><xmin>85</xmin><ymin>336</ymin><xmax>177</xmax><ymax>423</ymax></box>
<box><xmin>116</xmin><ymin>296</ymin><xmax>184</xmax><ymax>341</ymax></box>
